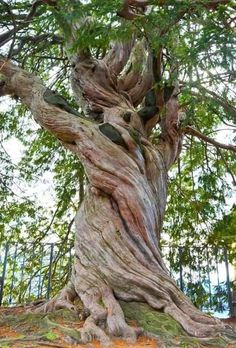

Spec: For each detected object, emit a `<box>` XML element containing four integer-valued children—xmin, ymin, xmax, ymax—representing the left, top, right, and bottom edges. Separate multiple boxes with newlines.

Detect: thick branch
<box><xmin>141</xmin><ymin>49</ymin><xmax>166</xmax><ymax>134</ymax></box>
<box><xmin>71</xmin><ymin>56</ymin><xmax>133</xmax><ymax>118</ymax></box>
<box><xmin>117</xmin><ymin>0</ymin><xmax>231</xmax><ymax>22</ymax></box>
<box><xmin>203</xmin><ymin>0</ymin><xmax>231</xmax><ymax>9</ymax></box>
<box><xmin>118</xmin><ymin>0</ymin><xmax>148</xmax><ymax>20</ymax></box>
<box><xmin>0</xmin><ymin>57</ymin><xmax>88</xmax><ymax>144</ymax></box>
<box><xmin>11</xmin><ymin>34</ymin><xmax>63</xmax><ymax>57</ymax></box>
<box><xmin>118</xmin><ymin>40</ymin><xmax>153</xmax><ymax>106</ymax></box>
<box><xmin>182</xmin><ymin>126</ymin><xmax>236</xmax><ymax>153</ymax></box>
<box><xmin>129</xmin><ymin>52</ymin><xmax>153</xmax><ymax>107</ymax></box>
<box><xmin>103</xmin><ymin>38</ymin><xmax>135</xmax><ymax>76</ymax></box>
<box><xmin>154</xmin><ymin>89</ymin><xmax>183</xmax><ymax>168</ymax></box>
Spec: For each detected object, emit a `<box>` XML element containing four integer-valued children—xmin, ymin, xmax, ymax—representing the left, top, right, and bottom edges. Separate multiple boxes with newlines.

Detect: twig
<box><xmin>182</xmin><ymin>126</ymin><xmax>236</xmax><ymax>153</ymax></box>
<box><xmin>37</xmin><ymin>342</ymin><xmax>67</xmax><ymax>348</ymax></box>
<box><xmin>0</xmin><ymin>60</ymin><xmax>7</xmax><ymax>72</ymax></box>
<box><xmin>0</xmin><ymin>0</ymin><xmax>53</xmax><ymax>48</ymax></box>
<box><xmin>0</xmin><ymin>336</ymin><xmax>43</xmax><ymax>344</ymax></box>
<box><xmin>217</xmin><ymin>148</ymin><xmax>236</xmax><ymax>186</ymax></box>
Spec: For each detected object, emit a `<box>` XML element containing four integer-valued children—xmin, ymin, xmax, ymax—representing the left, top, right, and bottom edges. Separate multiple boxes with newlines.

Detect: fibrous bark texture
<box><xmin>0</xmin><ymin>51</ymin><xmax>228</xmax><ymax>345</ymax></box>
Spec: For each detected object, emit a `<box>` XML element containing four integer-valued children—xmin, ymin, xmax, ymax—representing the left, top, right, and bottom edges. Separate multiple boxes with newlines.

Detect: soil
<box><xmin>0</xmin><ymin>304</ymin><xmax>236</xmax><ymax>348</ymax></box>
<box><xmin>0</xmin><ymin>306</ymin><xmax>157</xmax><ymax>348</ymax></box>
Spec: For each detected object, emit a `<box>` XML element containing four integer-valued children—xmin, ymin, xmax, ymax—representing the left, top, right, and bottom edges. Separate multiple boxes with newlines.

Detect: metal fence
<box><xmin>162</xmin><ymin>245</ymin><xmax>234</xmax><ymax>316</ymax></box>
<box><xmin>0</xmin><ymin>242</ymin><xmax>234</xmax><ymax>317</ymax></box>
<box><xmin>0</xmin><ymin>242</ymin><xmax>73</xmax><ymax>306</ymax></box>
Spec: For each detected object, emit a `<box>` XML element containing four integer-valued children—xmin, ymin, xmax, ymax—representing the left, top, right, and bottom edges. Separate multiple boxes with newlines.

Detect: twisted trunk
<box><xmin>67</xmin><ymin>123</ymin><xmax>223</xmax><ymax>341</ymax></box>
<box><xmin>0</xmin><ymin>56</ymin><xmax>226</xmax><ymax>344</ymax></box>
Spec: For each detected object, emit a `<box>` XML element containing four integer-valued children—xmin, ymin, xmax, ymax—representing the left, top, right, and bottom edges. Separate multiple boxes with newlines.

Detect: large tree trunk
<box><xmin>41</xmin><ymin>114</ymin><xmax>223</xmax><ymax>342</ymax></box>
<box><xmin>0</xmin><ymin>52</ymin><xmax>226</xmax><ymax>344</ymax></box>
<box><xmin>70</xmin><ymin>133</ymin><xmax>223</xmax><ymax>340</ymax></box>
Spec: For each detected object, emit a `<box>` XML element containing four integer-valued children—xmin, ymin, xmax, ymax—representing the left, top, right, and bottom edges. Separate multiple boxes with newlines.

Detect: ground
<box><xmin>0</xmin><ymin>302</ymin><xmax>236</xmax><ymax>348</ymax></box>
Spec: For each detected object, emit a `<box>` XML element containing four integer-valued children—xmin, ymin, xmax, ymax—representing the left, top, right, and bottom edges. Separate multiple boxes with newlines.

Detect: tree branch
<box><xmin>203</xmin><ymin>0</ymin><xmax>231</xmax><ymax>9</ymax></box>
<box><xmin>0</xmin><ymin>57</ymin><xmax>89</xmax><ymax>145</ymax></box>
<box><xmin>118</xmin><ymin>40</ymin><xmax>154</xmax><ymax>107</ymax></box>
<box><xmin>11</xmin><ymin>34</ymin><xmax>63</xmax><ymax>57</ymax></box>
<box><xmin>191</xmin><ymin>86</ymin><xmax>236</xmax><ymax>120</ymax></box>
<box><xmin>117</xmin><ymin>0</ymin><xmax>232</xmax><ymax>22</ymax></box>
<box><xmin>0</xmin><ymin>0</ymin><xmax>48</xmax><ymax>48</ymax></box>
<box><xmin>118</xmin><ymin>0</ymin><xmax>148</xmax><ymax>20</ymax></box>
<box><xmin>182</xmin><ymin>126</ymin><xmax>236</xmax><ymax>153</ymax></box>
<box><xmin>103</xmin><ymin>37</ymin><xmax>135</xmax><ymax>76</ymax></box>
<box><xmin>153</xmin><ymin>88</ymin><xmax>183</xmax><ymax>168</ymax></box>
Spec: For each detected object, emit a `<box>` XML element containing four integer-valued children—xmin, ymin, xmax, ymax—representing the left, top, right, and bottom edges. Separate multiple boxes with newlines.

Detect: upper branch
<box><xmin>103</xmin><ymin>37</ymin><xmax>135</xmax><ymax>77</ymax></box>
<box><xmin>0</xmin><ymin>57</ymin><xmax>89</xmax><ymax>144</ymax></box>
<box><xmin>155</xmin><ymin>87</ymin><xmax>183</xmax><ymax>168</ymax></box>
<box><xmin>118</xmin><ymin>40</ymin><xmax>154</xmax><ymax>107</ymax></box>
<box><xmin>203</xmin><ymin>0</ymin><xmax>231</xmax><ymax>9</ymax></box>
<box><xmin>11</xmin><ymin>34</ymin><xmax>63</xmax><ymax>57</ymax></box>
<box><xmin>191</xmin><ymin>86</ymin><xmax>236</xmax><ymax>120</ymax></box>
<box><xmin>0</xmin><ymin>0</ymin><xmax>48</xmax><ymax>49</ymax></box>
<box><xmin>117</xmin><ymin>0</ymin><xmax>232</xmax><ymax>22</ymax></box>
<box><xmin>182</xmin><ymin>126</ymin><xmax>236</xmax><ymax>153</ymax></box>
<box><xmin>118</xmin><ymin>0</ymin><xmax>148</xmax><ymax>20</ymax></box>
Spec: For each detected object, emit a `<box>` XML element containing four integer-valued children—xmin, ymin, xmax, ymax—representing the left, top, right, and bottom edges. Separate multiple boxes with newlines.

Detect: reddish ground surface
<box><xmin>0</xmin><ymin>306</ymin><xmax>236</xmax><ymax>347</ymax></box>
<box><xmin>0</xmin><ymin>306</ymin><xmax>157</xmax><ymax>347</ymax></box>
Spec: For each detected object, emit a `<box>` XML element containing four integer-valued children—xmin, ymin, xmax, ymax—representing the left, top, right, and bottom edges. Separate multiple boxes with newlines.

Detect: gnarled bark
<box><xmin>0</xmin><ymin>55</ymin><xmax>231</xmax><ymax>344</ymax></box>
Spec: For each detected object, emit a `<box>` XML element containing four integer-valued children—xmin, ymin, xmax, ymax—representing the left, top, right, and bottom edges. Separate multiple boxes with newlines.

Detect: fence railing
<box><xmin>162</xmin><ymin>245</ymin><xmax>234</xmax><ymax>316</ymax></box>
<box><xmin>0</xmin><ymin>242</ymin><xmax>234</xmax><ymax>317</ymax></box>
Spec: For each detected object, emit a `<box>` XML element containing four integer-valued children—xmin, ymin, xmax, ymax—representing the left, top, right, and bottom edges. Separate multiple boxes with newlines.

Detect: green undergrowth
<box><xmin>0</xmin><ymin>302</ymin><xmax>235</xmax><ymax>347</ymax></box>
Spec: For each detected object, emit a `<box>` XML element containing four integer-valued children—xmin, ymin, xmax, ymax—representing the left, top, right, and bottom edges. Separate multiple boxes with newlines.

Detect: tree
<box><xmin>0</xmin><ymin>0</ymin><xmax>236</xmax><ymax>344</ymax></box>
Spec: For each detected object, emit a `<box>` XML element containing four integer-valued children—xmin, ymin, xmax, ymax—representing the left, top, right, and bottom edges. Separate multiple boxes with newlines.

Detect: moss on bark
<box><xmin>1</xmin><ymin>304</ymin><xmax>235</xmax><ymax>347</ymax></box>
<box><xmin>121</xmin><ymin>301</ymin><xmax>234</xmax><ymax>348</ymax></box>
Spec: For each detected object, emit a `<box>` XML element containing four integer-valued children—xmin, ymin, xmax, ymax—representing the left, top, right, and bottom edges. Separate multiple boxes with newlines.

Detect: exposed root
<box><xmin>80</xmin><ymin>317</ymin><xmax>111</xmax><ymax>346</ymax></box>
<box><xmin>164</xmin><ymin>303</ymin><xmax>226</xmax><ymax>338</ymax></box>
<box><xmin>28</xmin><ymin>283</ymin><xmax>143</xmax><ymax>345</ymax></box>
<box><xmin>142</xmin><ymin>291</ymin><xmax>227</xmax><ymax>338</ymax></box>
<box><xmin>23</xmin><ymin>266</ymin><xmax>234</xmax><ymax>345</ymax></box>
<box><xmin>29</xmin><ymin>282</ymin><xmax>78</xmax><ymax>314</ymax></box>
<box><xmin>78</xmin><ymin>285</ymin><xmax>143</xmax><ymax>345</ymax></box>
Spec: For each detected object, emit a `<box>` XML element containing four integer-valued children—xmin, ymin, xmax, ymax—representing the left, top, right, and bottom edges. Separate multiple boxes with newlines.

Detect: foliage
<box><xmin>0</xmin><ymin>0</ymin><xmax>235</xmax><ymax>307</ymax></box>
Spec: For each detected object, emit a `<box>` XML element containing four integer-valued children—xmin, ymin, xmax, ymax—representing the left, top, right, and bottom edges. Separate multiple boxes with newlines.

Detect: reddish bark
<box><xmin>0</xmin><ymin>50</ymin><xmax>228</xmax><ymax>344</ymax></box>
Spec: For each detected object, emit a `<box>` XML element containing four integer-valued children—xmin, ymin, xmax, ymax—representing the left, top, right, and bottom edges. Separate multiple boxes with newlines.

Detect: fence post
<box><xmin>0</xmin><ymin>243</ymin><xmax>9</xmax><ymax>306</ymax></box>
<box><xmin>223</xmin><ymin>247</ymin><xmax>233</xmax><ymax>317</ymax></box>
<box><xmin>37</xmin><ymin>245</ymin><xmax>44</xmax><ymax>299</ymax></box>
<box><xmin>9</xmin><ymin>244</ymin><xmax>18</xmax><ymax>304</ymax></box>
<box><xmin>179</xmin><ymin>247</ymin><xmax>184</xmax><ymax>291</ymax></box>
<box><xmin>47</xmin><ymin>244</ymin><xmax>54</xmax><ymax>299</ymax></box>
<box><xmin>232</xmin><ymin>290</ymin><xmax>236</xmax><ymax>318</ymax></box>
<box><xmin>206</xmin><ymin>248</ymin><xmax>212</xmax><ymax>308</ymax></box>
